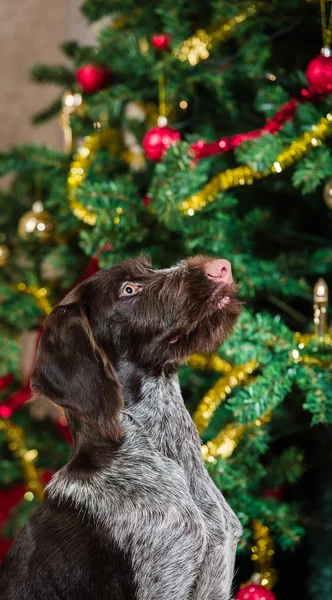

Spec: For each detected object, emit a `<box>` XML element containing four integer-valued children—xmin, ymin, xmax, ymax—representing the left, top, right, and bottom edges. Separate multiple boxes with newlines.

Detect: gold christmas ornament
<box><xmin>179</xmin><ymin>113</ymin><xmax>332</xmax><ymax>215</ymax></box>
<box><xmin>0</xmin><ymin>243</ymin><xmax>10</xmax><ymax>266</ymax></box>
<box><xmin>18</xmin><ymin>201</ymin><xmax>54</xmax><ymax>241</ymax></box>
<box><xmin>313</xmin><ymin>278</ymin><xmax>329</xmax><ymax>336</ymax></box>
<box><xmin>323</xmin><ymin>177</ymin><xmax>332</xmax><ymax>208</ymax></box>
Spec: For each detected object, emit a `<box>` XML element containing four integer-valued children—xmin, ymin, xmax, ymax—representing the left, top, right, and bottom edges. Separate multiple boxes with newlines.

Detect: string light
<box><xmin>313</xmin><ymin>278</ymin><xmax>328</xmax><ymax>336</ymax></box>
<box><xmin>60</xmin><ymin>91</ymin><xmax>83</xmax><ymax>153</ymax></box>
<box><xmin>179</xmin><ymin>113</ymin><xmax>332</xmax><ymax>215</ymax></box>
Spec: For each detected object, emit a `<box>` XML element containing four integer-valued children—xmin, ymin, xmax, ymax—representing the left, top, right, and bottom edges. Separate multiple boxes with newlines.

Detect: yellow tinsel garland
<box><xmin>202</xmin><ymin>409</ymin><xmax>272</xmax><ymax>462</ymax></box>
<box><xmin>174</xmin><ymin>5</ymin><xmax>259</xmax><ymax>66</ymax></box>
<box><xmin>193</xmin><ymin>360</ymin><xmax>258</xmax><ymax>434</ymax></box>
<box><xmin>193</xmin><ymin>330</ymin><xmax>332</xmax><ymax>462</ymax></box>
<box><xmin>249</xmin><ymin>519</ymin><xmax>277</xmax><ymax>589</ymax></box>
<box><xmin>0</xmin><ymin>419</ymin><xmax>44</xmax><ymax>501</ymax></box>
<box><xmin>14</xmin><ymin>283</ymin><xmax>52</xmax><ymax>315</ymax></box>
<box><xmin>68</xmin><ymin>129</ymin><xmax>121</xmax><ymax>225</ymax></box>
<box><xmin>179</xmin><ymin>113</ymin><xmax>332</xmax><ymax>215</ymax></box>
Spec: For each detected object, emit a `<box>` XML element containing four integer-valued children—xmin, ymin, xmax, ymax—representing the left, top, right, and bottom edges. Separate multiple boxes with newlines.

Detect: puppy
<box><xmin>0</xmin><ymin>255</ymin><xmax>242</xmax><ymax>600</ymax></box>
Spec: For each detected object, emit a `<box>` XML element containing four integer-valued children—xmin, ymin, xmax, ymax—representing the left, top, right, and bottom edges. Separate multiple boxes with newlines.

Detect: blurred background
<box><xmin>1</xmin><ymin>1</ymin><xmax>332</xmax><ymax>599</ymax></box>
<box><xmin>0</xmin><ymin>0</ymin><xmax>94</xmax><ymax>151</ymax></box>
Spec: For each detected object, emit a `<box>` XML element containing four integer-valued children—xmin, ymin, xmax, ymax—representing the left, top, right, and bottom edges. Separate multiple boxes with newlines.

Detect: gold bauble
<box><xmin>18</xmin><ymin>202</ymin><xmax>54</xmax><ymax>241</ymax></box>
<box><xmin>0</xmin><ymin>243</ymin><xmax>10</xmax><ymax>266</ymax></box>
<box><xmin>323</xmin><ymin>177</ymin><xmax>332</xmax><ymax>209</ymax></box>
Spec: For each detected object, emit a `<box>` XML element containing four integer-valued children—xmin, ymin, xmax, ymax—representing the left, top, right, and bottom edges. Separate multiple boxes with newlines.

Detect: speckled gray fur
<box><xmin>127</xmin><ymin>372</ymin><xmax>242</xmax><ymax>599</ymax></box>
<box><xmin>47</xmin><ymin>414</ymin><xmax>208</xmax><ymax>600</ymax></box>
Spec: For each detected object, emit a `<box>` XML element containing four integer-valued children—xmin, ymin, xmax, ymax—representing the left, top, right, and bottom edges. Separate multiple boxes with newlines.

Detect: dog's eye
<box><xmin>120</xmin><ymin>282</ymin><xmax>141</xmax><ymax>297</ymax></box>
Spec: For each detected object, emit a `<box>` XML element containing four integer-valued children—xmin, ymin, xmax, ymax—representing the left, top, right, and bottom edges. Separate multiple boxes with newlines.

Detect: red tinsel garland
<box><xmin>190</xmin><ymin>67</ymin><xmax>328</xmax><ymax>160</ymax></box>
<box><xmin>192</xmin><ymin>98</ymin><xmax>299</xmax><ymax>159</ymax></box>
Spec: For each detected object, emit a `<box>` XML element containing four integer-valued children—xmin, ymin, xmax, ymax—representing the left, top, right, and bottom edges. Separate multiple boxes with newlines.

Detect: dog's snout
<box><xmin>204</xmin><ymin>259</ymin><xmax>233</xmax><ymax>284</ymax></box>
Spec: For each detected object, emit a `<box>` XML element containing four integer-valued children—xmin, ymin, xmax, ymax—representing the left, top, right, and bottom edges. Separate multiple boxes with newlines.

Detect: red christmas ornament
<box><xmin>264</xmin><ymin>485</ymin><xmax>284</xmax><ymax>501</ymax></box>
<box><xmin>142</xmin><ymin>195</ymin><xmax>150</xmax><ymax>207</ymax></box>
<box><xmin>143</xmin><ymin>126</ymin><xmax>181</xmax><ymax>161</ymax></box>
<box><xmin>152</xmin><ymin>34</ymin><xmax>172</xmax><ymax>51</ymax></box>
<box><xmin>76</xmin><ymin>64</ymin><xmax>111</xmax><ymax>94</ymax></box>
<box><xmin>235</xmin><ymin>584</ymin><xmax>275</xmax><ymax>600</ymax></box>
<box><xmin>306</xmin><ymin>53</ymin><xmax>332</xmax><ymax>94</ymax></box>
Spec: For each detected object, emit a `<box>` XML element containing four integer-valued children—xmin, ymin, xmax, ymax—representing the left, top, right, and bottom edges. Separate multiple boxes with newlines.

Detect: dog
<box><xmin>0</xmin><ymin>255</ymin><xmax>242</xmax><ymax>600</ymax></box>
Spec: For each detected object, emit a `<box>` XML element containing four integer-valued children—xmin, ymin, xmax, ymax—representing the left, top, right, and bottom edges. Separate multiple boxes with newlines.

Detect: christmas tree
<box><xmin>1</xmin><ymin>1</ymin><xmax>332</xmax><ymax>598</ymax></box>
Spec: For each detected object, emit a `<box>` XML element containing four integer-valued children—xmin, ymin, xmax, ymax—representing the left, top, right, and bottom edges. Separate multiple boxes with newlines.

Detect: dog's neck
<box><xmin>117</xmin><ymin>359</ymin><xmax>205</xmax><ymax>478</ymax></box>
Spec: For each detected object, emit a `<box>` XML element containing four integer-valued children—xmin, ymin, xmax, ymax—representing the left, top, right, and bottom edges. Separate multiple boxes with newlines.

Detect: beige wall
<box><xmin>0</xmin><ymin>0</ymin><xmax>94</xmax><ymax>151</ymax></box>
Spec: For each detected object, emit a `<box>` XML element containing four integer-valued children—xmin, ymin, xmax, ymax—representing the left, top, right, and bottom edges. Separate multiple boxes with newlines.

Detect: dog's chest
<box><xmin>128</xmin><ymin>374</ymin><xmax>240</xmax><ymax>544</ymax></box>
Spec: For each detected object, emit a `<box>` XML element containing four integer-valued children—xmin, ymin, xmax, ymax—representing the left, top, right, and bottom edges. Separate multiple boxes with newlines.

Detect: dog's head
<box><xmin>31</xmin><ymin>255</ymin><xmax>241</xmax><ymax>439</ymax></box>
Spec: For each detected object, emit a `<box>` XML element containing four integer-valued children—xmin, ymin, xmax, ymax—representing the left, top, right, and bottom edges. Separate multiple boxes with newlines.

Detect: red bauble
<box><xmin>152</xmin><ymin>34</ymin><xmax>172</xmax><ymax>51</ymax></box>
<box><xmin>235</xmin><ymin>584</ymin><xmax>275</xmax><ymax>600</ymax></box>
<box><xmin>76</xmin><ymin>63</ymin><xmax>111</xmax><ymax>94</ymax></box>
<box><xmin>143</xmin><ymin>126</ymin><xmax>181</xmax><ymax>161</ymax></box>
<box><xmin>306</xmin><ymin>54</ymin><xmax>332</xmax><ymax>94</ymax></box>
<box><xmin>142</xmin><ymin>195</ymin><xmax>150</xmax><ymax>207</ymax></box>
<box><xmin>264</xmin><ymin>485</ymin><xmax>284</xmax><ymax>501</ymax></box>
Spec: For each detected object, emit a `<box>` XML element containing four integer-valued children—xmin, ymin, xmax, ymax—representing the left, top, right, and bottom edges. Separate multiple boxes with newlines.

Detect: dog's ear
<box><xmin>31</xmin><ymin>288</ymin><xmax>124</xmax><ymax>441</ymax></box>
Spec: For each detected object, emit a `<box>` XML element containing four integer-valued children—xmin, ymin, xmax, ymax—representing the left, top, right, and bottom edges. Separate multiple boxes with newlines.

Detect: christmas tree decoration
<box><xmin>0</xmin><ymin>243</ymin><xmax>10</xmax><ymax>266</ymax></box>
<box><xmin>179</xmin><ymin>113</ymin><xmax>332</xmax><ymax>215</ymax></box>
<box><xmin>142</xmin><ymin>194</ymin><xmax>150</xmax><ymax>207</ymax></box>
<box><xmin>306</xmin><ymin>0</ymin><xmax>332</xmax><ymax>93</ymax></box>
<box><xmin>152</xmin><ymin>34</ymin><xmax>172</xmax><ymax>51</ymax></box>
<box><xmin>17</xmin><ymin>201</ymin><xmax>54</xmax><ymax>241</ymax></box>
<box><xmin>76</xmin><ymin>63</ymin><xmax>111</xmax><ymax>94</ymax></box>
<box><xmin>188</xmin><ymin>352</ymin><xmax>232</xmax><ymax>373</ymax></box>
<box><xmin>68</xmin><ymin>128</ymin><xmax>121</xmax><ymax>224</ymax></box>
<box><xmin>60</xmin><ymin>90</ymin><xmax>83</xmax><ymax>153</ymax></box>
<box><xmin>143</xmin><ymin>126</ymin><xmax>181</xmax><ymax>161</ymax></box>
<box><xmin>306</xmin><ymin>52</ymin><xmax>332</xmax><ymax>93</ymax></box>
<box><xmin>263</xmin><ymin>486</ymin><xmax>284</xmax><ymax>501</ymax></box>
<box><xmin>193</xmin><ymin>361</ymin><xmax>258</xmax><ymax>434</ymax></box>
<box><xmin>122</xmin><ymin>102</ymin><xmax>147</xmax><ymax>172</ymax></box>
<box><xmin>250</xmin><ymin>520</ymin><xmax>277</xmax><ymax>589</ymax></box>
<box><xmin>14</xmin><ymin>282</ymin><xmax>52</xmax><ymax>315</ymax></box>
<box><xmin>0</xmin><ymin>420</ymin><xmax>44</xmax><ymax>502</ymax></box>
<box><xmin>201</xmin><ymin>410</ymin><xmax>272</xmax><ymax>462</ymax></box>
<box><xmin>323</xmin><ymin>176</ymin><xmax>332</xmax><ymax>207</ymax></box>
<box><xmin>235</xmin><ymin>584</ymin><xmax>275</xmax><ymax>600</ymax></box>
<box><xmin>4</xmin><ymin>0</ymin><xmax>332</xmax><ymax>591</ymax></box>
<box><xmin>313</xmin><ymin>278</ymin><xmax>329</xmax><ymax>336</ymax></box>
<box><xmin>173</xmin><ymin>4</ymin><xmax>259</xmax><ymax>65</ymax></box>
<box><xmin>192</xmin><ymin>99</ymin><xmax>303</xmax><ymax>160</ymax></box>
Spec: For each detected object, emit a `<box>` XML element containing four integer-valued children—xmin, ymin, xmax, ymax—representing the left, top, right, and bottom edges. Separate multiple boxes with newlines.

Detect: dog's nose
<box><xmin>204</xmin><ymin>259</ymin><xmax>233</xmax><ymax>283</ymax></box>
